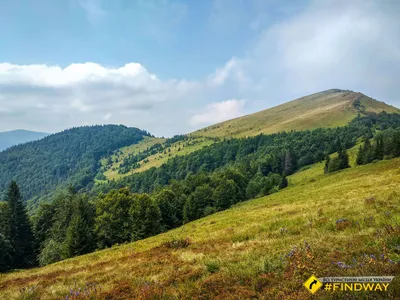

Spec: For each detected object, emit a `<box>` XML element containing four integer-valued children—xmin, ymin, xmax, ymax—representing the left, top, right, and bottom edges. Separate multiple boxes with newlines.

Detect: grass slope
<box><xmin>1</xmin><ymin>154</ymin><xmax>399</xmax><ymax>299</ymax></box>
<box><xmin>100</xmin><ymin>137</ymin><xmax>166</xmax><ymax>181</ymax></box>
<box><xmin>192</xmin><ymin>89</ymin><xmax>400</xmax><ymax>138</ymax></box>
<box><xmin>101</xmin><ymin>137</ymin><xmax>216</xmax><ymax>181</ymax></box>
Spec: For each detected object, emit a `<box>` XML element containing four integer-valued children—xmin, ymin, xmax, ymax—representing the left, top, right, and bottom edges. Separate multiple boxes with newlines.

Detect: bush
<box><xmin>364</xmin><ymin>196</ymin><xmax>376</xmax><ymax>206</ymax></box>
<box><xmin>39</xmin><ymin>239</ymin><xmax>64</xmax><ymax>266</ymax></box>
<box><xmin>205</xmin><ymin>260</ymin><xmax>220</xmax><ymax>273</ymax></box>
<box><xmin>162</xmin><ymin>238</ymin><xmax>191</xmax><ymax>249</ymax></box>
<box><xmin>204</xmin><ymin>206</ymin><xmax>217</xmax><ymax>216</ymax></box>
<box><xmin>335</xmin><ymin>218</ymin><xmax>352</xmax><ymax>231</ymax></box>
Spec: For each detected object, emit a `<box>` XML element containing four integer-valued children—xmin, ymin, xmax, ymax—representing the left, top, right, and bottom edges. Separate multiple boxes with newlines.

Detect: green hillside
<box><xmin>1</xmin><ymin>150</ymin><xmax>399</xmax><ymax>299</ymax></box>
<box><xmin>0</xmin><ymin>125</ymin><xmax>150</xmax><ymax>203</ymax></box>
<box><xmin>192</xmin><ymin>89</ymin><xmax>400</xmax><ymax>138</ymax></box>
<box><xmin>100</xmin><ymin>136</ymin><xmax>216</xmax><ymax>181</ymax></box>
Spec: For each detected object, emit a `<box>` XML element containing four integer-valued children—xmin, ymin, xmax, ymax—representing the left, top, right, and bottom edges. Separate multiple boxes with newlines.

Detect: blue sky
<box><xmin>0</xmin><ymin>0</ymin><xmax>399</xmax><ymax>136</ymax></box>
<box><xmin>0</xmin><ymin>0</ymin><xmax>305</xmax><ymax>78</ymax></box>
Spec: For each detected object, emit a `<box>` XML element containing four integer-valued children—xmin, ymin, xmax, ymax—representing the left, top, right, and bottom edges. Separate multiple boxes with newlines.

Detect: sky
<box><xmin>0</xmin><ymin>0</ymin><xmax>399</xmax><ymax>136</ymax></box>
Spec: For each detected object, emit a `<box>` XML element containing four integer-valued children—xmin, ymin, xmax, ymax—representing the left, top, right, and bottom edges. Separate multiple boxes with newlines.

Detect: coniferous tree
<box><xmin>0</xmin><ymin>233</ymin><xmax>12</xmax><ymax>272</ymax></box>
<box><xmin>5</xmin><ymin>181</ymin><xmax>35</xmax><ymax>268</ymax></box>
<box><xmin>284</xmin><ymin>150</ymin><xmax>294</xmax><ymax>175</ymax></box>
<box><xmin>63</xmin><ymin>214</ymin><xmax>94</xmax><ymax>258</ymax></box>
<box><xmin>356</xmin><ymin>145</ymin><xmax>364</xmax><ymax>165</ymax></box>
<box><xmin>375</xmin><ymin>135</ymin><xmax>384</xmax><ymax>160</ymax></box>
<box><xmin>63</xmin><ymin>196</ymin><xmax>95</xmax><ymax>258</ymax></box>
<box><xmin>131</xmin><ymin>194</ymin><xmax>161</xmax><ymax>241</ymax></box>
<box><xmin>338</xmin><ymin>148</ymin><xmax>350</xmax><ymax>169</ymax></box>
<box><xmin>362</xmin><ymin>138</ymin><xmax>374</xmax><ymax>164</ymax></box>
<box><xmin>324</xmin><ymin>156</ymin><xmax>331</xmax><ymax>174</ymax></box>
<box><xmin>33</xmin><ymin>202</ymin><xmax>56</xmax><ymax>251</ymax></box>
<box><xmin>279</xmin><ymin>173</ymin><xmax>288</xmax><ymax>189</ymax></box>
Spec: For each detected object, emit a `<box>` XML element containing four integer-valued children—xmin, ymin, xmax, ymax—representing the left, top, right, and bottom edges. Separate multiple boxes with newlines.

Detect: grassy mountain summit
<box><xmin>192</xmin><ymin>89</ymin><xmax>400</xmax><ymax>138</ymax></box>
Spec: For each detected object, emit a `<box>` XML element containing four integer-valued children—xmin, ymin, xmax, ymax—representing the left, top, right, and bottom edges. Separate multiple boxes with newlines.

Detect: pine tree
<box><xmin>131</xmin><ymin>194</ymin><xmax>161</xmax><ymax>241</ymax></box>
<box><xmin>356</xmin><ymin>145</ymin><xmax>364</xmax><ymax>165</ymax></box>
<box><xmin>362</xmin><ymin>138</ymin><xmax>374</xmax><ymax>164</ymax></box>
<box><xmin>63</xmin><ymin>214</ymin><xmax>94</xmax><ymax>258</ymax></box>
<box><xmin>324</xmin><ymin>156</ymin><xmax>331</xmax><ymax>174</ymax></box>
<box><xmin>279</xmin><ymin>173</ymin><xmax>288</xmax><ymax>189</ymax></box>
<box><xmin>5</xmin><ymin>181</ymin><xmax>35</xmax><ymax>268</ymax></box>
<box><xmin>284</xmin><ymin>150</ymin><xmax>294</xmax><ymax>175</ymax></box>
<box><xmin>375</xmin><ymin>135</ymin><xmax>384</xmax><ymax>160</ymax></box>
<box><xmin>338</xmin><ymin>148</ymin><xmax>350</xmax><ymax>169</ymax></box>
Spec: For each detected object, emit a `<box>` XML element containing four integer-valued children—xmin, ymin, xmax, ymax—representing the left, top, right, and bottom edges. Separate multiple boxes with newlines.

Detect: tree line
<box><xmin>356</xmin><ymin>129</ymin><xmax>400</xmax><ymax>165</ymax></box>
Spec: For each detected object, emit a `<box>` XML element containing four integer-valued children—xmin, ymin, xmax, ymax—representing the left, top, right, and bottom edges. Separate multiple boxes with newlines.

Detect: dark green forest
<box><xmin>0</xmin><ymin>125</ymin><xmax>151</xmax><ymax>204</ymax></box>
<box><xmin>2</xmin><ymin>112</ymin><xmax>400</xmax><ymax>272</ymax></box>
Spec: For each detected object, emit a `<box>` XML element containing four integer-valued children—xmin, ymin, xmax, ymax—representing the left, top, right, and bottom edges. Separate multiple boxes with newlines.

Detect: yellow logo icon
<box><xmin>304</xmin><ymin>275</ymin><xmax>323</xmax><ymax>294</ymax></box>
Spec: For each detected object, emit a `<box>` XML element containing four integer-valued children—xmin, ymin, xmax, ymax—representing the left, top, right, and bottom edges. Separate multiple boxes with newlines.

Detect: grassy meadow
<box><xmin>1</xmin><ymin>152</ymin><xmax>399</xmax><ymax>299</ymax></box>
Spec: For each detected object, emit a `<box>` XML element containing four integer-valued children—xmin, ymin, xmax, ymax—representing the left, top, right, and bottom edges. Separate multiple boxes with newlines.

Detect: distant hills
<box><xmin>0</xmin><ymin>130</ymin><xmax>49</xmax><ymax>151</ymax></box>
<box><xmin>192</xmin><ymin>89</ymin><xmax>400</xmax><ymax>138</ymax></box>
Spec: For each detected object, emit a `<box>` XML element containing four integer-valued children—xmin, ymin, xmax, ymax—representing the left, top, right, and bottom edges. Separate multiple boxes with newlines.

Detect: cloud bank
<box><xmin>190</xmin><ymin>99</ymin><xmax>246</xmax><ymax>126</ymax></box>
<box><xmin>0</xmin><ymin>0</ymin><xmax>399</xmax><ymax>136</ymax></box>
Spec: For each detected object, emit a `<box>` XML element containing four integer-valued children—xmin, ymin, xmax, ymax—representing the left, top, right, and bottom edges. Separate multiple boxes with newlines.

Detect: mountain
<box><xmin>0</xmin><ymin>130</ymin><xmax>49</xmax><ymax>152</ymax></box>
<box><xmin>0</xmin><ymin>125</ymin><xmax>151</xmax><ymax>203</ymax></box>
<box><xmin>192</xmin><ymin>89</ymin><xmax>400</xmax><ymax>138</ymax></box>
<box><xmin>101</xmin><ymin>89</ymin><xmax>400</xmax><ymax>178</ymax></box>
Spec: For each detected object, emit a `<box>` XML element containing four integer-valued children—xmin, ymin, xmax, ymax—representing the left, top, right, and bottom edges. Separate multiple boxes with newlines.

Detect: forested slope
<box><xmin>0</xmin><ymin>125</ymin><xmax>151</xmax><ymax>202</ymax></box>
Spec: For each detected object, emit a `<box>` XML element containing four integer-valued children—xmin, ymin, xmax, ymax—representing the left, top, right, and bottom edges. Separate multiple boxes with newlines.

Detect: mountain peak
<box><xmin>192</xmin><ymin>90</ymin><xmax>399</xmax><ymax>138</ymax></box>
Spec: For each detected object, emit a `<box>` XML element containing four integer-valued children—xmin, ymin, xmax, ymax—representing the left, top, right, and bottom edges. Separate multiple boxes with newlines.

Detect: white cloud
<box><xmin>207</xmin><ymin>57</ymin><xmax>251</xmax><ymax>89</ymax></box>
<box><xmin>1</xmin><ymin>0</ymin><xmax>399</xmax><ymax>137</ymax></box>
<box><xmin>190</xmin><ymin>99</ymin><xmax>246</xmax><ymax>126</ymax></box>
<box><xmin>0</xmin><ymin>62</ymin><xmax>199</xmax><ymax>135</ymax></box>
